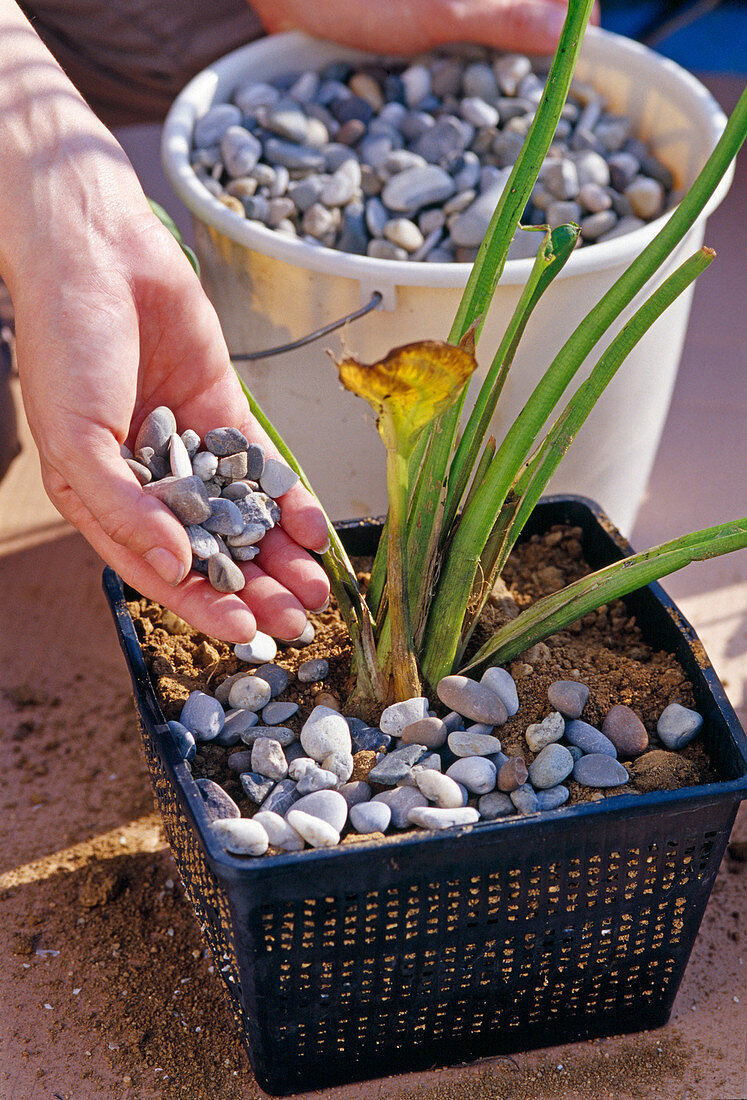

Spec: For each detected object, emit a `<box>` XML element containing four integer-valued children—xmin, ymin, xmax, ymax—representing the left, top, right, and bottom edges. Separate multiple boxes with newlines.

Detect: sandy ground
<box><xmin>0</xmin><ymin>76</ymin><xmax>745</xmax><ymax>1100</ymax></box>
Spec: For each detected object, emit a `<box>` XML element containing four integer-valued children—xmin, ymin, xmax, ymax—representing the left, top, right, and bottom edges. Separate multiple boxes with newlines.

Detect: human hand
<box><xmin>249</xmin><ymin>0</ymin><xmax>599</xmax><ymax>56</ymax></box>
<box><xmin>0</xmin><ymin>1</ymin><xmax>329</xmax><ymax>643</ymax></box>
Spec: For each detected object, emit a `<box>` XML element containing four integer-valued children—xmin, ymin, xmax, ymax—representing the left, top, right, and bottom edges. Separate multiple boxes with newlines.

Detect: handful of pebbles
<box><xmin>124</xmin><ymin>405</ymin><xmax>299</xmax><ymax>593</ymax></box>
<box><xmin>170</xmin><ymin>647</ymin><xmax>704</xmax><ymax>856</ymax></box>
<box><xmin>190</xmin><ymin>46</ymin><xmax>674</xmax><ymax>264</ymax></box>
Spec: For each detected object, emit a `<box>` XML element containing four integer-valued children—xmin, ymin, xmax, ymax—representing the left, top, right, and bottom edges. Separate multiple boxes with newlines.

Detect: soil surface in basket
<box><xmin>137</xmin><ymin>523</ymin><xmax>714</xmax><ymax>821</ymax></box>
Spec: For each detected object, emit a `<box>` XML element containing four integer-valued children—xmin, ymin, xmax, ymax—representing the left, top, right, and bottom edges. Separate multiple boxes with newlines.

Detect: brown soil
<box><xmin>1</xmin><ymin>529</ymin><xmax>744</xmax><ymax>1100</ymax></box>
<box><xmin>137</xmin><ymin>524</ymin><xmax>713</xmax><ymax>825</ymax></box>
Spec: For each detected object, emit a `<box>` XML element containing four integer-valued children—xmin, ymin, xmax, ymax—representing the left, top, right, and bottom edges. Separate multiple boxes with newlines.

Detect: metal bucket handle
<box><xmin>230</xmin><ymin>291</ymin><xmax>383</xmax><ymax>362</ymax></box>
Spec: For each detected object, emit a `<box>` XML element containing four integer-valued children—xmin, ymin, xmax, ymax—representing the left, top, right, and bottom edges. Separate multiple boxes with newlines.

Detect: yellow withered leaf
<box><xmin>332</xmin><ymin>339</ymin><xmax>478</xmax><ymax>454</ymax></box>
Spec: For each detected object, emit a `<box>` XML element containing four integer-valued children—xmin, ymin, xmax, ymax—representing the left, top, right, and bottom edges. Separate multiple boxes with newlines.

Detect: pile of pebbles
<box><xmin>123</xmin><ymin>406</ymin><xmax>299</xmax><ymax>594</ymax></box>
<box><xmin>168</xmin><ymin>646</ymin><xmax>704</xmax><ymax>856</ymax></box>
<box><xmin>190</xmin><ymin>47</ymin><xmax>674</xmax><ymax>264</ymax></box>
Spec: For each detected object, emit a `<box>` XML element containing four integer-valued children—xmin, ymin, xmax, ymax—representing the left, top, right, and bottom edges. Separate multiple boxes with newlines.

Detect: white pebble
<box><xmin>253</xmin><ymin>810</ymin><xmax>304</xmax><ymax>852</ymax></box>
<box><xmin>235</xmin><ymin>632</ymin><xmax>277</xmax><ymax>664</ymax></box>
<box><xmin>211</xmin><ymin>817</ymin><xmax>268</xmax><ymax>856</ymax></box>
<box><xmin>407</xmin><ymin>806</ymin><xmax>480</xmax><ymax>830</ymax></box>
<box><xmin>445</xmin><ymin>756</ymin><xmax>497</xmax><ymax>794</ymax></box>
<box><xmin>286</xmin><ymin>810</ymin><xmax>340</xmax><ymax>848</ymax></box>
<box><xmin>413</xmin><ymin>768</ymin><xmax>466</xmax><ymax>808</ymax></box>
<box><xmin>291</xmin><ymin>789</ymin><xmax>348</xmax><ymax>832</ymax></box>
<box><xmin>300</xmin><ymin>705</ymin><xmax>352</xmax><ymax>761</ymax></box>
<box><xmin>228</xmin><ymin>675</ymin><xmax>272</xmax><ymax>711</ymax></box>
<box><xmin>380</xmin><ymin>697</ymin><xmax>430</xmax><ymax>737</ymax></box>
<box><xmin>350</xmin><ymin>801</ymin><xmax>391</xmax><ymax>834</ymax></box>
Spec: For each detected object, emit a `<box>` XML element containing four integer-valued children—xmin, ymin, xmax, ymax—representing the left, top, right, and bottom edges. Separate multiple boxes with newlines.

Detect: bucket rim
<box><xmin>161</xmin><ymin>25</ymin><xmax>734</xmax><ymax>288</ymax></box>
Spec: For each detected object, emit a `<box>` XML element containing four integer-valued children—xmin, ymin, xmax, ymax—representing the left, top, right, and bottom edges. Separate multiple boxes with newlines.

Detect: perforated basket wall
<box><xmin>105</xmin><ymin>497</ymin><xmax>747</xmax><ymax>1095</ymax></box>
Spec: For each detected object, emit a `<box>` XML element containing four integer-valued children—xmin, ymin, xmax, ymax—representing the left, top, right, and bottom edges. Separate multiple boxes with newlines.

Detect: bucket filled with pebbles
<box><xmin>162</xmin><ymin>27</ymin><xmax>732</xmax><ymax>529</ymax></box>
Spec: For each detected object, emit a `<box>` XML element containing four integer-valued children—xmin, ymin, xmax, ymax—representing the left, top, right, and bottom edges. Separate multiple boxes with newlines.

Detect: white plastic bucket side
<box><xmin>163</xmin><ymin>28</ymin><xmax>733</xmax><ymax>529</ymax></box>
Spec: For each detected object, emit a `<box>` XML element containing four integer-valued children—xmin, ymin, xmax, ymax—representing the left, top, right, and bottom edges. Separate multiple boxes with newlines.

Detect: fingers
<box><xmin>254</xmin><ymin>524</ymin><xmax>330</xmax><ymax>611</ymax></box>
<box><xmin>235</xmin><ymin>561</ymin><xmax>313</xmax><ymax>641</ymax></box>
<box><xmin>442</xmin><ymin>0</ymin><xmax>568</xmax><ymax>54</ymax></box>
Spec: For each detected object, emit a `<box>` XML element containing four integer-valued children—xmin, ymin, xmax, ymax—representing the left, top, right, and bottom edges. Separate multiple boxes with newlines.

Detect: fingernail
<box><xmin>316</xmin><ymin>538</ymin><xmax>331</xmax><ymax>555</ymax></box>
<box><xmin>144</xmin><ymin>548</ymin><xmax>186</xmax><ymax>586</ymax></box>
<box><xmin>310</xmin><ymin>596</ymin><xmax>330</xmax><ymax>613</ymax></box>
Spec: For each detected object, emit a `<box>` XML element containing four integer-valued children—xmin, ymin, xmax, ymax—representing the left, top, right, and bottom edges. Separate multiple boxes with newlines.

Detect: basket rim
<box><xmin>104</xmin><ymin>494</ymin><xmax>747</xmax><ymax>883</ymax></box>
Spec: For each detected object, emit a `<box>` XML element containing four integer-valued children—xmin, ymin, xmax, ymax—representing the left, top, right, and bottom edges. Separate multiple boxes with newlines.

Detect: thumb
<box><xmin>53</xmin><ymin>427</ymin><xmax>193</xmax><ymax>586</ymax></box>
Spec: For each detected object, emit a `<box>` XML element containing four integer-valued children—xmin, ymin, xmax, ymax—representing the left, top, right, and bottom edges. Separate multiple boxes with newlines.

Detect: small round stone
<box><xmin>235</xmin><ymin>632</ymin><xmax>278</xmax><ymax>665</ymax></box>
<box><xmin>408</xmin><ymin>806</ymin><xmax>480</xmax><ymax>830</ymax></box>
<box><xmin>367</xmin><ymin>743</ymin><xmax>428</xmax><ymax>785</ymax></box>
<box><xmin>478</xmin><ymin>791</ymin><xmax>515</xmax><ymax>819</ymax></box>
<box><xmin>497</xmin><ymin>756</ymin><xmax>528</xmax><ymax>792</ymax></box>
<box><xmin>371</xmin><ymin>787</ymin><xmax>427</xmax><ymax>829</ymax></box>
<box><xmin>208</xmin><ymin>552</ymin><xmax>245</xmax><ymax>593</ymax></box>
<box><xmin>296</xmin><ymin>764</ymin><xmax>339</xmax><ymax>795</ymax></box>
<box><xmin>259</xmin><ymin>458</ymin><xmax>300</xmax><ymax>499</ymax></box>
<box><xmin>228</xmin><ymin>675</ymin><xmax>272</xmax><ymax>711</ymax></box>
<box><xmin>241</xmin><ymin>725</ymin><xmax>296</xmax><ymax>748</ymax></box>
<box><xmin>203</xmin><ymin>497</ymin><xmax>245</xmax><ymax>537</ymax></box>
<box><xmin>384</xmin><ymin>218</ymin><xmax>424</xmax><ymax>252</ymax></box>
<box><xmin>448</xmin><ymin>729</ymin><xmax>502</xmax><ymax>757</ymax></box>
<box><xmin>125</xmin><ymin>458</ymin><xmax>152</xmax><ymax>485</ymax></box>
<box><xmin>400</xmin><ymin>716</ymin><xmax>448</xmax><ymax>748</ymax></box>
<box><xmin>192</xmin><ymin>451</ymin><xmax>219</xmax><ymax>481</ymax></box>
<box><xmin>204</xmin><ymin>427</ymin><xmax>249</xmax><ymax>456</ymax></box>
<box><xmin>259</xmin><ymin>779</ymin><xmax>300</xmax><ymax>817</ymax></box>
<box><xmin>300</xmin><ymin>705</ymin><xmax>352</xmax><ymax>762</ymax></box>
<box><xmin>602</xmin><ymin>704</ymin><xmax>649</xmax><ymax>757</ymax></box>
<box><xmin>240</xmin><ymin>772</ymin><xmax>276</xmax><ymax>805</ymax></box>
<box><xmin>321</xmin><ymin>750</ymin><xmax>355</xmax><ymax>784</ymax></box>
<box><xmin>437</xmin><ymin>675</ymin><xmax>508</xmax><ymax>726</ymax></box>
<box><xmin>134</xmin><ymin>406</ymin><xmax>177</xmax><ymax>458</ymax></box>
<box><xmin>480</xmin><ymin>667</ymin><xmax>519</xmax><ymax>716</ymax></box>
<box><xmin>195</xmin><ymin>778</ymin><xmax>240</xmax><ymax>821</ymax></box>
<box><xmin>536</xmin><ymin>785</ymin><xmax>570</xmax><ymax>811</ymax></box>
<box><xmin>297</xmin><ymin>658</ymin><xmax>329</xmax><ymax>683</ymax></box>
<box><xmin>291</xmin><ymin>789</ymin><xmax>348</xmax><ymax>832</ymax></box>
<box><xmin>144</xmin><ymin>475</ymin><xmax>211</xmax><ymax>525</ymax></box>
<box><xmin>194</xmin><ymin>103</ymin><xmax>242</xmax><ymax>146</ymax></box>
<box><xmin>252</xmin><ymin>663</ymin><xmax>289</xmax><ymax>697</ymax></box>
<box><xmin>413</xmin><ymin>768</ymin><xmax>466</xmax><ymax>808</ymax></box>
<box><xmin>181</xmin><ymin>429</ymin><xmax>201</xmax><ymax>457</ymax></box>
<box><xmin>253</xmin><ymin>810</ymin><xmax>304</xmax><ymax>852</ymax></box>
<box><xmin>251</xmin><ymin>738</ymin><xmax>289</xmax><ymax>781</ymax></box>
<box><xmin>445</xmin><ymin>756</ymin><xmax>497</xmax><ymax>794</ymax></box>
<box><xmin>350</xmin><ymin>801</ymin><xmax>392</xmax><ymax>834</ymax></box>
<box><xmin>380</xmin><ymin>697</ymin><xmax>430</xmax><ymax>736</ymax></box>
<box><xmin>381</xmin><ymin>165</ymin><xmax>456</xmax><ymax>214</ymax></box>
<box><xmin>167</xmin><ymin>720</ymin><xmax>196</xmax><ymax>761</ymax></box>
<box><xmin>211</xmin><ymin>817</ymin><xmax>269</xmax><ymax>856</ymax></box>
<box><xmin>286</xmin><ymin>810</ymin><xmax>340</xmax><ymax>848</ymax></box>
<box><xmin>180</xmin><ymin>691</ymin><xmax>225</xmax><ymax>742</ymax></box>
<box><xmin>564</xmin><ymin>719</ymin><xmax>617</xmax><ymax>758</ymax></box>
<box><xmin>547</xmin><ymin>680</ymin><xmax>589</xmax><ymax>719</ymax></box>
<box><xmin>262</xmin><ymin>700</ymin><xmax>299</xmax><ymax>725</ymax></box>
<box><xmin>220</xmin><ymin>710</ymin><xmax>260</xmax><ymax>744</ymax></box>
<box><xmin>625</xmin><ymin>176</ymin><xmax>665</xmax><ymax>219</ymax></box>
<box><xmin>510</xmin><ymin>783</ymin><xmax>539</xmax><ymax>814</ymax></box>
<box><xmin>185</xmin><ymin>525</ymin><xmax>220</xmax><ymax>561</ymax></box>
<box><xmin>574</xmin><ymin>753</ymin><xmax>629</xmax><ymax>788</ymax></box>
<box><xmin>528</xmin><ymin>743</ymin><xmax>574</xmax><ymax>789</ymax></box>
<box><xmin>525</xmin><ymin>711</ymin><xmax>565</xmax><ymax>753</ymax></box>
<box><xmin>656</xmin><ymin>703</ymin><xmax>703</xmax><ymax>750</ymax></box>
<box><xmin>168</xmin><ymin>432</ymin><xmax>193</xmax><ymax>479</ymax></box>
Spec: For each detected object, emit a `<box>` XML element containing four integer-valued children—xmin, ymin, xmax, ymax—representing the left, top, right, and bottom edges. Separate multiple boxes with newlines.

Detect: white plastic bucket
<box><xmin>162</xmin><ymin>28</ymin><xmax>732</xmax><ymax>530</ymax></box>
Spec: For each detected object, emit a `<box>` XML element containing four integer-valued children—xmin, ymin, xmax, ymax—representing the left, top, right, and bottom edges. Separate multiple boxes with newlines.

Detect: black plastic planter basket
<box><xmin>104</xmin><ymin>496</ymin><xmax>747</xmax><ymax>1095</ymax></box>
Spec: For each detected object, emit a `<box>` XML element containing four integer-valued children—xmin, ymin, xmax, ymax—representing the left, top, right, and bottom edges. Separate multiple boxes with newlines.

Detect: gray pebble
<box><xmin>227</xmin><ymin>750</ymin><xmax>254</xmax><ymax>774</ymax></box>
<box><xmin>297</xmin><ymin>658</ymin><xmax>329</xmax><ymax>683</ymax></box>
<box><xmin>204</xmin><ymin>426</ymin><xmax>249</xmax><ymax>456</ymax></box>
<box><xmin>185</xmin><ymin>525</ymin><xmax>219</xmax><ymax>561</ymax></box>
<box><xmin>284</xmin><ymin>741</ymin><xmax>307</xmax><ymax>764</ymax></box>
<box><xmin>478</xmin><ymin>791</ymin><xmax>515</xmax><ymax>819</ymax></box>
<box><xmin>253</xmin><ymin>810</ymin><xmax>304</xmax><ymax>852</ymax></box>
<box><xmin>564</xmin><ymin>719</ymin><xmax>617</xmax><ymax>758</ymax></box>
<box><xmin>300</xmin><ymin>705</ymin><xmax>351</xmax><ymax>761</ymax></box>
<box><xmin>291</xmin><ymin>789</ymin><xmax>348</xmax><ymax>832</ymax></box>
<box><xmin>381</xmin><ymin>165</ymin><xmax>456</xmax><ymax>214</ymax></box>
<box><xmin>480</xmin><ymin>666</ymin><xmax>519</xmax><ymax>716</ymax></box>
<box><xmin>371</xmin><ymin>786</ymin><xmax>427</xmax><ymax>829</ymax></box>
<box><xmin>580</xmin><ymin>210</ymin><xmax>618</xmax><ymax>241</ymax></box>
<box><xmin>231</xmin><ymin>545</ymin><xmax>260</xmax><ymax>563</ymax></box>
<box><xmin>227</xmin><ymin>523</ymin><xmax>266</xmax><ymax>548</ymax></box>
<box><xmin>208</xmin><ymin>552</ymin><xmax>246</xmax><ymax>593</ymax></box>
<box><xmin>144</xmin><ymin>475</ymin><xmax>211</xmax><ymax>525</ymax></box>
<box><xmin>380</xmin><ymin>697</ymin><xmax>429</xmax><ymax>736</ymax></box>
<box><xmin>573</xmin><ymin>753</ymin><xmax>629</xmax><ymax>788</ymax></box>
<box><xmin>528</xmin><ymin>743</ymin><xmax>574</xmax><ymax>789</ymax></box>
<box><xmin>602</xmin><ymin>704</ymin><xmax>649</xmax><ymax>757</ymax></box>
<box><xmin>437</xmin><ymin>675</ymin><xmax>507</xmax><ymax>726</ymax></box>
<box><xmin>536</xmin><ymin>785</ymin><xmax>570</xmax><ymax>811</ymax></box>
<box><xmin>368</xmin><ymin>743</ymin><xmax>428</xmax><ymax>785</ymax></box>
<box><xmin>219</xmin><ymin>709</ymin><xmax>259</xmax><ymax>745</ymax></box>
<box><xmin>657</xmin><ymin>703</ymin><xmax>703</xmax><ymax>750</ymax></box>
<box><xmin>510</xmin><ymin>783</ymin><xmax>539</xmax><ymax>814</ymax></box>
<box><xmin>547</xmin><ymin>680</ymin><xmax>589</xmax><ymax>719</ymax></box>
<box><xmin>264</xmin><ymin>137</ymin><xmax>325</xmax><ymax>172</ymax></box>
<box><xmin>220</xmin><ymin>125</ymin><xmax>262</xmax><ymax>177</ymax></box>
<box><xmin>221</xmin><ymin>479</ymin><xmax>256</xmax><ymax>501</ymax></box>
<box><xmin>245</xmin><ymin>444</ymin><xmax>266</xmax><ymax>481</ymax></box>
<box><xmin>180</xmin><ymin>691</ymin><xmax>225</xmax><ymax>742</ymax></box>
<box><xmin>203</xmin><ymin>497</ymin><xmax>245</xmax><ymax>536</ymax></box>
<box><xmin>211</xmin><ymin>817</ymin><xmax>268</xmax><ymax>856</ymax></box>
<box><xmin>243</xmin><ymin>725</ymin><xmax>296</xmax><ymax>748</ymax></box>
<box><xmin>262</xmin><ymin>700</ymin><xmax>298</xmax><ymax>725</ymax></box>
<box><xmin>195</xmin><ymin>777</ymin><xmax>240</xmax><ymax>821</ymax></box>
<box><xmin>167</xmin><ymin>720</ymin><xmax>196</xmax><ymax>762</ymax></box>
<box><xmin>259</xmin><ymin>778</ymin><xmax>300</xmax><ymax>816</ymax></box>
<box><xmin>240</xmin><ymin>771</ymin><xmax>277</xmax><ymax>805</ymax></box>
<box><xmin>367</xmin><ymin>239</ymin><xmax>408</xmax><ymax>261</ymax></box>
<box><xmin>350</xmin><ymin>801</ymin><xmax>392</xmax><ymax>834</ymax></box>
<box><xmin>217</xmin><ymin>452</ymin><xmax>248</xmax><ymax>480</ymax></box>
<box><xmin>449</xmin><ymin>179</ymin><xmax>507</xmax><ymax>247</ymax></box>
<box><xmin>259</xmin><ymin>457</ymin><xmax>300</xmax><ymax>498</ymax></box>
<box><xmin>297</xmin><ymin>764</ymin><xmax>339</xmax><ymax>795</ymax></box>
<box><xmin>448</xmin><ymin>729</ymin><xmax>502</xmax><ymax>757</ymax></box>
<box><xmin>339</xmin><ymin>780</ymin><xmax>372</xmax><ymax>807</ymax></box>
<box><xmin>194</xmin><ymin>103</ymin><xmax>242</xmax><ymax>147</ymax></box>
<box><xmin>125</xmin><ymin>458</ymin><xmax>152</xmax><ymax>485</ymax></box>
<box><xmin>445</xmin><ymin>756</ymin><xmax>496</xmax><ymax>794</ymax></box>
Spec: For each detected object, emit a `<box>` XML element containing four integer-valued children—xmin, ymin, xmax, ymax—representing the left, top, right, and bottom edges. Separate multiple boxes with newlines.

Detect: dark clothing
<box><xmin>19</xmin><ymin>0</ymin><xmax>265</xmax><ymax>125</ymax></box>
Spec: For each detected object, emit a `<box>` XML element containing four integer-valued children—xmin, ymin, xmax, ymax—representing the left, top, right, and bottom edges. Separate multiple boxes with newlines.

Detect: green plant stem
<box><xmin>422</xmin><ymin>89</ymin><xmax>747</xmax><ymax>686</ymax></box>
<box><xmin>460</xmin><ymin>518</ymin><xmax>747</xmax><ymax>673</ymax></box>
<box><xmin>382</xmin><ymin>429</ymin><xmax>421</xmax><ymax>699</ymax></box>
<box><xmin>396</xmin><ymin>0</ymin><xmax>596</xmax><ymax>656</ymax></box>
<box><xmin>457</xmin><ymin>246</ymin><xmax>715</xmax><ymax>658</ymax></box>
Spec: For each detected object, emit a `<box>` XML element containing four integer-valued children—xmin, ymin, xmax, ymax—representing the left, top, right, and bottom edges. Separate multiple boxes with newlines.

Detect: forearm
<box><xmin>0</xmin><ymin>0</ymin><xmax>146</xmax><ymax>293</ymax></box>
